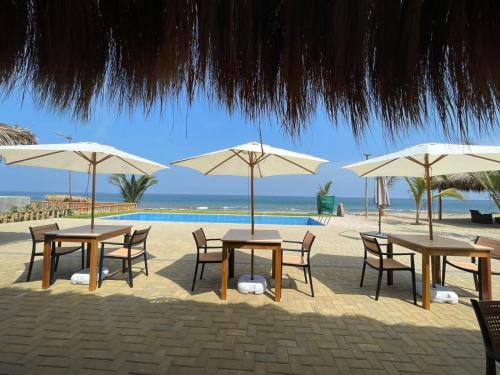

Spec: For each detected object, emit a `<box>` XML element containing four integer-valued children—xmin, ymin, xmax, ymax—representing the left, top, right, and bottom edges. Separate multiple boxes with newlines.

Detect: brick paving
<box><xmin>0</xmin><ymin>214</ymin><xmax>498</xmax><ymax>374</ymax></box>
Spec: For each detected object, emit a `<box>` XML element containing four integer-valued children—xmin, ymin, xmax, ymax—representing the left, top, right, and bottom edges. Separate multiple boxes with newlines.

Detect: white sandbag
<box><xmin>416</xmin><ymin>281</ymin><xmax>459</xmax><ymax>304</ymax></box>
<box><xmin>71</xmin><ymin>268</ymin><xmax>109</xmax><ymax>285</ymax></box>
<box><xmin>237</xmin><ymin>274</ymin><xmax>267</xmax><ymax>295</ymax></box>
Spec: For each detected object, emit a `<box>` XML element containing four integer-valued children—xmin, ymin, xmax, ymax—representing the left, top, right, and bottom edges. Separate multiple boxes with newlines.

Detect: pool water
<box><xmin>104</xmin><ymin>213</ymin><xmax>322</xmax><ymax>226</ymax></box>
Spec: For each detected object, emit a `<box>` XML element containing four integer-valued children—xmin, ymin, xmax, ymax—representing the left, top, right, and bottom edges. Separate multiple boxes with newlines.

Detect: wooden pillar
<box><xmin>424</xmin><ymin>154</ymin><xmax>433</xmax><ymax>240</ymax></box>
<box><xmin>91</xmin><ymin>153</ymin><xmax>97</xmax><ymax>229</ymax></box>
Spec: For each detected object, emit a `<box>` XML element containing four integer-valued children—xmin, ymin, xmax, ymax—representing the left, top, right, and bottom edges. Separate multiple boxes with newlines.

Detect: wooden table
<box><xmin>388</xmin><ymin>234</ymin><xmax>493</xmax><ymax>310</ymax></box>
<box><xmin>221</xmin><ymin>229</ymin><xmax>282</xmax><ymax>302</ymax></box>
<box><xmin>43</xmin><ymin>225</ymin><xmax>132</xmax><ymax>291</ymax></box>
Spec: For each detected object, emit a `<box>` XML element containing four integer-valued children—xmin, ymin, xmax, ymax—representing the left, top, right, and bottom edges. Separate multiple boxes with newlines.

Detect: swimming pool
<box><xmin>104</xmin><ymin>213</ymin><xmax>322</xmax><ymax>226</ymax></box>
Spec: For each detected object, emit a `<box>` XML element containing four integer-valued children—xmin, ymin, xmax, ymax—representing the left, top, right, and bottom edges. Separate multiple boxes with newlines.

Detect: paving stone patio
<box><xmin>0</xmin><ymin>214</ymin><xmax>498</xmax><ymax>374</ymax></box>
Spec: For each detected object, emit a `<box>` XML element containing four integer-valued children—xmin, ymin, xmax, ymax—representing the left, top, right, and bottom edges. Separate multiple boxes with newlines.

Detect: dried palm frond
<box><xmin>0</xmin><ymin>0</ymin><xmax>498</xmax><ymax>139</ymax></box>
<box><xmin>0</xmin><ymin>123</ymin><xmax>36</xmax><ymax>146</ymax></box>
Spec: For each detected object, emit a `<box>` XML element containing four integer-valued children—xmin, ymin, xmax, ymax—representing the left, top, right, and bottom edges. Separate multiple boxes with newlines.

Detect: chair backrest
<box><xmin>471</xmin><ymin>299</ymin><xmax>500</xmax><ymax>358</ymax></box>
<box><xmin>476</xmin><ymin>237</ymin><xmax>500</xmax><ymax>259</ymax></box>
<box><xmin>129</xmin><ymin>227</ymin><xmax>151</xmax><ymax>246</ymax></box>
<box><xmin>360</xmin><ymin>233</ymin><xmax>382</xmax><ymax>257</ymax></box>
<box><xmin>302</xmin><ymin>231</ymin><xmax>316</xmax><ymax>252</ymax></box>
<box><xmin>29</xmin><ymin>223</ymin><xmax>59</xmax><ymax>243</ymax></box>
<box><xmin>192</xmin><ymin>228</ymin><xmax>207</xmax><ymax>249</ymax></box>
<box><xmin>470</xmin><ymin>210</ymin><xmax>480</xmax><ymax>216</ymax></box>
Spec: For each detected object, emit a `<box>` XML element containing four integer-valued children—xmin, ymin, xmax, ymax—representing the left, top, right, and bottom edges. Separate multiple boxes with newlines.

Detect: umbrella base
<box><xmin>237</xmin><ymin>274</ymin><xmax>267</xmax><ymax>295</ymax></box>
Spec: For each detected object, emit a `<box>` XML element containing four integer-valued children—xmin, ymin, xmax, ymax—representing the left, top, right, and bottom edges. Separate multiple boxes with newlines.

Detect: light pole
<box><xmin>55</xmin><ymin>132</ymin><xmax>73</xmax><ymax>199</ymax></box>
<box><xmin>363</xmin><ymin>153</ymin><xmax>371</xmax><ymax>218</ymax></box>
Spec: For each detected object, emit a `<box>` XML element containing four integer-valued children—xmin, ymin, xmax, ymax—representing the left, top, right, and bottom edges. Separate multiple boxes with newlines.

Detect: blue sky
<box><xmin>0</xmin><ymin>89</ymin><xmax>498</xmax><ymax>199</ymax></box>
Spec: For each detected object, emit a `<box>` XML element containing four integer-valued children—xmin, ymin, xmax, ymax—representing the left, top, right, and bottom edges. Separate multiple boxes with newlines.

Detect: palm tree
<box><xmin>471</xmin><ymin>171</ymin><xmax>500</xmax><ymax>209</ymax></box>
<box><xmin>404</xmin><ymin>177</ymin><xmax>464</xmax><ymax>224</ymax></box>
<box><xmin>317</xmin><ymin>180</ymin><xmax>332</xmax><ymax>214</ymax></box>
<box><xmin>109</xmin><ymin>174</ymin><xmax>158</xmax><ymax>203</ymax></box>
<box><xmin>0</xmin><ymin>123</ymin><xmax>36</xmax><ymax>146</ymax></box>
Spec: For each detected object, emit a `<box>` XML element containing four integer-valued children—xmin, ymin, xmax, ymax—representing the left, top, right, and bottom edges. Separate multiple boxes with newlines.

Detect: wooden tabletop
<box><xmin>222</xmin><ymin>229</ymin><xmax>282</xmax><ymax>244</ymax></box>
<box><xmin>388</xmin><ymin>234</ymin><xmax>493</xmax><ymax>253</ymax></box>
<box><xmin>44</xmin><ymin>225</ymin><xmax>132</xmax><ymax>239</ymax></box>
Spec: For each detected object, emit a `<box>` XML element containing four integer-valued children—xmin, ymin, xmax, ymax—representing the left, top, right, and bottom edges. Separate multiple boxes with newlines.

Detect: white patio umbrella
<box><xmin>343</xmin><ymin>143</ymin><xmax>500</xmax><ymax>239</ymax></box>
<box><xmin>374</xmin><ymin>177</ymin><xmax>391</xmax><ymax>234</ymax></box>
<box><xmin>171</xmin><ymin>141</ymin><xmax>329</xmax><ymax>233</ymax></box>
<box><xmin>0</xmin><ymin>142</ymin><xmax>168</xmax><ymax>228</ymax></box>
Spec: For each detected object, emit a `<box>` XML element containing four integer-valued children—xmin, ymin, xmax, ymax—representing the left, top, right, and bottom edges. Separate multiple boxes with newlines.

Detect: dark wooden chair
<box><xmin>442</xmin><ymin>237</ymin><xmax>500</xmax><ymax>292</ymax></box>
<box><xmin>281</xmin><ymin>231</ymin><xmax>316</xmax><ymax>297</ymax></box>
<box><xmin>359</xmin><ymin>233</ymin><xmax>417</xmax><ymax>304</ymax></box>
<box><xmin>191</xmin><ymin>228</ymin><xmax>224</xmax><ymax>291</ymax></box>
<box><xmin>28</xmin><ymin>223</ymin><xmax>85</xmax><ymax>282</ymax></box>
<box><xmin>471</xmin><ymin>210</ymin><xmax>494</xmax><ymax>224</ymax></box>
<box><xmin>98</xmin><ymin>227</ymin><xmax>150</xmax><ymax>288</ymax></box>
<box><xmin>471</xmin><ymin>299</ymin><xmax>500</xmax><ymax>375</ymax></box>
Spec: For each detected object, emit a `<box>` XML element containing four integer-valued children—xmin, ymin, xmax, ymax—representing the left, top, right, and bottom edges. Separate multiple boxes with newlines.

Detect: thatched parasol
<box><xmin>0</xmin><ymin>1</ymin><xmax>499</xmax><ymax>138</ymax></box>
<box><xmin>0</xmin><ymin>123</ymin><xmax>36</xmax><ymax>146</ymax></box>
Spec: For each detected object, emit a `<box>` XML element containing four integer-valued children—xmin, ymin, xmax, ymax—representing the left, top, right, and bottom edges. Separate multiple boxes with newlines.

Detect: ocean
<box><xmin>1</xmin><ymin>192</ymin><xmax>498</xmax><ymax>215</ymax></box>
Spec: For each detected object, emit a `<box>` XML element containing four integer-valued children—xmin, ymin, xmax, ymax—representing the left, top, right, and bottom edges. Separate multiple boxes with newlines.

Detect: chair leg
<box><xmin>27</xmin><ymin>253</ymin><xmax>35</xmax><ymax>282</ymax></box>
<box><xmin>81</xmin><ymin>245</ymin><xmax>85</xmax><ymax>269</ymax></box>
<box><xmin>50</xmin><ymin>254</ymin><xmax>56</xmax><ymax>285</ymax></box>
<box><xmin>128</xmin><ymin>257</ymin><xmax>133</xmax><ymax>288</ymax></box>
<box><xmin>360</xmin><ymin>261</ymin><xmax>367</xmax><ymax>287</ymax></box>
<box><xmin>303</xmin><ymin>267</ymin><xmax>308</xmax><ymax>284</ymax></box>
<box><xmin>441</xmin><ymin>256</ymin><xmax>447</xmax><ymax>286</ymax></box>
<box><xmin>54</xmin><ymin>256</ymin><xmax>60</xmax><ymax>271</ymax></box>
<box><xmin>191</xmin><ymin>262</ymin><xmax>199</xmax><ymax>292</ymax></box>
<box><xmin>486</xmin><ymin>354</ymin><xmax>497</xmax><ymax>375</ymax></box>
<box><xmin>143</xmin><ymin>252</ymin><xmax>149</xmax><ymax>276</ymax></box>
<box><xmin>473</xmin><ymin>273</ymin><xmax>479</xmax><ymax>292</ymax></box>
<box><xmin>98</xmin><ymin>250</ymin><xmax>104</xmax><ymax>288</ymax></box>
<box><xmin>200</xmin><ymin>263</ymin><xmax>205</xmax><ymax>280</ymax></box>
<box><xmin>411</xmin><ymin>268</ymin><xmax>417</xmax><ymax>305</ymax></box>
<box><xmin>307</xmin><ymin>265</ymin><xmax>314</xmax><ymax>297</ymax></box>
<box><xmin>375</xmin><ymin>269</ymin><xmax>383</xmax><ymax>301</ymax></box>
<box><xmin>122</xmin><ymin>259</ymin><xmax>126</xmax><ymax>273</ymax></box>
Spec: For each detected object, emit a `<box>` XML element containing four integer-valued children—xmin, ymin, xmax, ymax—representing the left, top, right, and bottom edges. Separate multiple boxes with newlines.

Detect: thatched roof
<box><xmin>432</xmin><ymin>174</ymin><xmax>484</xmax><ymax>193</ymax></box>
<box><xmin>1</xmin><ymin>1</ymin><xmax>499</xmax><ymax>138</ymax></box>
<box><xmin>0</xmin><ymin>123</ymin><xmax>36</xmax><ymax>146</ymax></box>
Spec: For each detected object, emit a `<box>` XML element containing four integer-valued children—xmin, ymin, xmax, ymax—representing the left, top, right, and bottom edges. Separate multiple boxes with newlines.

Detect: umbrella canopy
<box><xmin>343</xmin><ymin>143</ymin><xmax>500</xmax><ymax>239</ymax></box>
<box><xmin>171</xmin><ymin>141</ymin><xmax>328</xmax><ymax>233</ymax></box>
<box><xmin>374</xmin><ymin>177</ymin><xmax>391</xmax><ymax>233</ymax></box>
<box><xmin>0</xmin><ymin>142</ymin><xmax>168</xmax><ymax>228</ymax></box>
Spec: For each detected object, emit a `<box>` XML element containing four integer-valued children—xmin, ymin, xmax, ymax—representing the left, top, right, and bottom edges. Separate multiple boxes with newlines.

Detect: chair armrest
<box><xmin>282</xmin><ymin>248</ymin><xmax>305</xmax><ymax>253</ymax></box>
<box><xmin>381</xmin><ymin>252</ymin><xmax>414</xmax><ymax>256</ymax></box>
<box><xmin>206</xmin><ymin>238</ymin><xmax>221</xmax><ymax>241</ymax></box>
<box><xmin>206</xmin><ymin>246</ymin><xmax>222</xmax><ymax>249</ymax></box>
<box><xmin>283</xmin><ymin>240</ymin><xmax>302</xmax><ymax>244</ymax></box>
<box><xmin>100</xmin><ymin>241</ymin><xmax>127</xmax><ymax>246</ymax></box>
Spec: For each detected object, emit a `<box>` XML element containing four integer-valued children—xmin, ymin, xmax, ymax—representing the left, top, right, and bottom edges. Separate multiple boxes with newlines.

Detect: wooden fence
<box><xmin>1</xmin><ymin>202</ymin><xmax>138</xmax><ymax>224</ymax></box>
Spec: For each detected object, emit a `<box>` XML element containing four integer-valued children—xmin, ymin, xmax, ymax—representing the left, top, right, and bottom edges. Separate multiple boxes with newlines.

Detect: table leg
<box><xmin>479</xmin><ymin>256</ymin><xmax>492</xmax><ymax>301</ymax></box>
<box><xmin>274</xmin><ymin>247</ymin><xmax>281</xmax><ymax>302</ymax></box>
<box><xmin>387</xmin><ymin>242</ymin><xmax>393</xmax><ymax>286</ymax></box>
<box><xmin>431</xmin><ymin>256</ymin><xmax>441</xmax><ymax>286</ymax></box>
<box><xmin>422</xmin><ymin>254</ymin><xmax>431</xmax><ymax>310</ymax></box>
<box><xmin>42</xmin><ymin>238</ymin><xmax>52</xmax><ymax>289</ymax></box>
<box><xmin>220</xmin><ymin>244</ymin><xmax>229</xmax><ymax>300</ymax></box>
<box><xmin>229</xmin><ymin>248</ymin><xmax>234</xmax><ymax>279</ymax></box>
<box><xmin>123</xmin><ymin>228</ymin><xmax>132</xmax><ymax>271</ymax></box>
<box><xmin>88</xmin><ymin>240</ymin><xmax>98</xmax><ymax>292</ymax></box>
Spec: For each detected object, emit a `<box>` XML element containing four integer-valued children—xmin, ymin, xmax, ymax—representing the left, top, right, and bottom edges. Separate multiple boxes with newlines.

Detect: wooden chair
<box><xmin>359</xmin><ymin>233</ymin><xmax>417</xmax><ymax>304</ymax></box>
<box><xmin>98</xmin><ymin>227</ymin><xmax>151</xmax><ymax>288</ymax></box>
<box><xmin>471</xmin><ymin>299</ymin><xmax>500</xmax><ymax>375</ymax></box>
<box><xmin>442</xmin><ymin>237</ymin><xmax>500</xmax><ymax>292</ymax></box>
<box><xmin>28</xmin><ymin>223</ymin><xmax>85</xmax><ymax>282</ymax></box>
<box><xmin>191</xmin><ymin>228</ymin><xmax>223</xmax><ymax>291</ymax></box>
<box><xmin>281</xmin><ymin>231</ymin><xmax>316</xmax><ymax>297</ymax></box>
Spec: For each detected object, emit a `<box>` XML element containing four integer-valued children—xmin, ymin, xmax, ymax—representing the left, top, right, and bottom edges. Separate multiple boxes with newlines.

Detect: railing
<box><xmin>1</xmin><ymin>202</ymin><xmax>138</xmax><ymax>224</ymax></box>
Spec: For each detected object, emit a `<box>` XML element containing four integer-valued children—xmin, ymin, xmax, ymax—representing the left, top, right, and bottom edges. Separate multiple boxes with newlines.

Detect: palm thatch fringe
<box><xmin>0</xmin><ymin>123</ymin><xmax>36</xmax><ymax>146</ymax></box>
<box><xmin>0</xmin><ymin>1</ymin><xmax>499</xmax><ymax>138</ymax></box>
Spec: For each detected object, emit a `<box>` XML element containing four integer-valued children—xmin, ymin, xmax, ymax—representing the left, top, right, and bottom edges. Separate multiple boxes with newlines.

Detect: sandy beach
<box><xmin>0</xmin><ymin>212</ymin><xmax>498</xmax><ymax>373</ymax></box>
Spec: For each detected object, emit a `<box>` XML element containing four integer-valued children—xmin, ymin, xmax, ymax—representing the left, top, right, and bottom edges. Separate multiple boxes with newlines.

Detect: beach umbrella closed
<box><xmin>374</xmin><ymin>177</ymin><xmax>391</xmax><ymax>233</ymax></box>
<box><xmin>0</xmin><ymin>142</ymin><xmax>168</xmax><ymax>228</ymax></box>
<box><xmin>343</xmin><ymin>143</ymin><xmax>500</xmax><ymax>239</ymax></box>
<box><xmin>171</xmin><ymin>141</ymin><xmax>328</xmax><ymax>233</ymax></box>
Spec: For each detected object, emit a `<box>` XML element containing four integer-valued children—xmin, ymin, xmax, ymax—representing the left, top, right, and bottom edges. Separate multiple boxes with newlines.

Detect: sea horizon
<box><xmin>0</xmin><ymin>191</ymin><xmax>497</xmax><ymax>215</ymax></box>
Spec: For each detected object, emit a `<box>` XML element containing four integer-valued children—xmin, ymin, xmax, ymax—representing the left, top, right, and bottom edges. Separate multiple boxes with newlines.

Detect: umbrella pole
<box><xmin>378</xmin><ymin>208</ymin><xmax>382</xmax><ymax>233</ymax></box>
<box><xmin>424</xmin><ymin>154</ymin><xmax>433</xmax><ymax>240</ymax></box>
<box><xmin>250</xmin><ymin>163</ymin><xmax>255</xmax><ymax>279</ymax></box>
<box><xmin>91</xmin><ymin>153</ymin><xmax>97</xmax><ymax>229</ymax></box>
